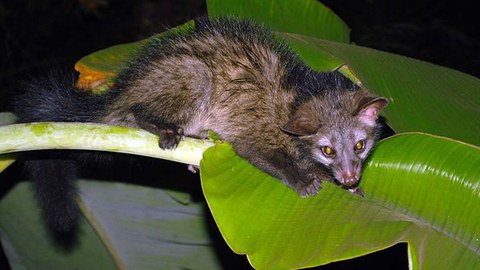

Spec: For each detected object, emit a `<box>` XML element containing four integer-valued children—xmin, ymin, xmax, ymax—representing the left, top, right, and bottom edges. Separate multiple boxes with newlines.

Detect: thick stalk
<box><xmin>0</xmin><ymin>122</ymin><xmax>214</xmax><ymax>166</ymax></box>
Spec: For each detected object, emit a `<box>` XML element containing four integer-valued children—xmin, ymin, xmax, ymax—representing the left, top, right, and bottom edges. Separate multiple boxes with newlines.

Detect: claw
<box><xmin>298</xmin><ymin>176</ymin><xmax>323</xmax><ymax>197</ymax></box>
<box><xmin>158</xmin><ymin>127</ymin><xmax>183</xmax><ymax>149</ymax></box>
<box><xmin>348</xmin><ymin>186</ymin><xmax>365</xmax><ymax>197</ymax></box>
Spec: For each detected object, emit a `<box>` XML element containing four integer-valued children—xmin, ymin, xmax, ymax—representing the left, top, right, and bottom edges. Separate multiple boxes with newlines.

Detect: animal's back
<box><xmin>101</xmin><ymin>18</ymin><xmax>310</xmax><ymax>141</ymax></box>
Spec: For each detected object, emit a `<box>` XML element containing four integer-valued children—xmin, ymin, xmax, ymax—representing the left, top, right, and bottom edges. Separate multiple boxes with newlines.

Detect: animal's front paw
<box><xmin>158</xmin><ymin>126</ymin><xmax>184</xmax><ymax>149</ymax></box>
<box><xmin>296</xmin><ymin>174</ymin><xmax>323</xmax><ymax>197</ymax></box>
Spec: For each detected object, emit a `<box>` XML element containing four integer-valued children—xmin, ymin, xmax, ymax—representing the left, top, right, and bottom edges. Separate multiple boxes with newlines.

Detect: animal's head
<box><xmin>281</xmin><ymin>89</ymin><xmax>388</xmax><ymax>187</ymax></box>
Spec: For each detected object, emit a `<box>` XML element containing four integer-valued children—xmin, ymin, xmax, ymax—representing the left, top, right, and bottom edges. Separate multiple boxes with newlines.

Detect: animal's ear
<box><xmin>281</xmin><ymin>104</ymin><xmax>320</xmax><ymax>136</ymax></box>
<box><xmin>355</xmin><ymin>96</ymin><xmax>388</xmax><ymax>126</ymax></box>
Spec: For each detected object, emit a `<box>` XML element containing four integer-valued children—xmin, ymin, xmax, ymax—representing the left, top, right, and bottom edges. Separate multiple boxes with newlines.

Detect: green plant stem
<box><xmin>0</xmin><ymin>122</ymin><xmax>214</xmax><ymax>166</ymax></box>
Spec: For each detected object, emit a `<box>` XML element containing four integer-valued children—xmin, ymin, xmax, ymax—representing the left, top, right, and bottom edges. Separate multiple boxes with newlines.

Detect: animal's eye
<box><xmin>355</xmin><ymin>140</ymin><xmax>366</xmax><ymax>152</ymax></box>
<box><xmin>321</xmin><ymin>146</ymin><xmax>335</xmax><ymax>157</ymax></box>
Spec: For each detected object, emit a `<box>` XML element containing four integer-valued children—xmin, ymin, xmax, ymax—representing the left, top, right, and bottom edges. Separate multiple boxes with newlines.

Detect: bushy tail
<box><xmin>9</xmin><ymin>70</ymin><xmax>108</xmax><ymax>234</ymax></box>
<box><xmin>23</xmin><ymin>157</ymin><xmax>79</xmax><ymax>233</ymax></box>
<box><xmin>10</xmin><ymin>70</ymin><xmax>107</xmax><ymax>123</ymax></box>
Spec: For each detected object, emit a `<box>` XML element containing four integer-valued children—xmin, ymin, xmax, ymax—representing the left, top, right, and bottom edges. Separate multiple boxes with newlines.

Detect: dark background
<box><xmin>0</xmin><ymin>0</ymin><xmax>478</xmax><ymax>269</ymax></box>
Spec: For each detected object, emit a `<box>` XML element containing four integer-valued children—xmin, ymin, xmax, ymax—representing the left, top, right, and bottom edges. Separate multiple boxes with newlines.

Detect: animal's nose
<box><xmin>340</xmin><ymin>171</ymin><xmax>359</xmax><ymax>186</ymax></box>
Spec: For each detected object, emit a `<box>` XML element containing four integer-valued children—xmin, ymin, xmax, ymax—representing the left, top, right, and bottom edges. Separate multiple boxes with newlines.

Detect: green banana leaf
<box><xmin>201</xmin><ymin>133</ymin><xmax>480</xmax><ymax>269</ymax></box>
<box><xmin>0</xmin><ymin>180</ymin><xmax>221</xmax><ymax>270</ymax></box>
<box><xmin>206</xmin><ymin>0</ymin><xmax>351</xmax><ymax>43</ymax></box>
<box><xmin>0</xmin><ymin>181</ymin><xmax>117</xmax><ymax>270</ymax></box>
